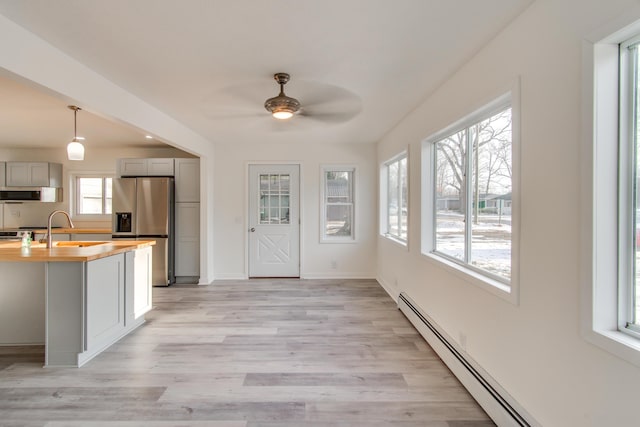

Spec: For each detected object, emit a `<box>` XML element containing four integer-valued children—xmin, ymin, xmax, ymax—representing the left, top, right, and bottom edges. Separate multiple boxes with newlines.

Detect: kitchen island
<box><xmin>0</xmin><ymin>240</ymin><xmax>154</xmax><ymax>367</ymax></box>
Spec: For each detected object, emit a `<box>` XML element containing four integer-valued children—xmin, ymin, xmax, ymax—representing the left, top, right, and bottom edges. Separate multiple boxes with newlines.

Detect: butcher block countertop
<box><xmin>0</xmin><ymin>240</ymin><xmax>155</xmax><ymax>262</ymax></box>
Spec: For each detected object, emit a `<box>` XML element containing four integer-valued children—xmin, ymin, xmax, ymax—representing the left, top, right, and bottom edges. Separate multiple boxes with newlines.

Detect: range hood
<box><xmin>0</xmin><ymin>187</ymin><xmax>62</xmax><ymax>202</ymax></box>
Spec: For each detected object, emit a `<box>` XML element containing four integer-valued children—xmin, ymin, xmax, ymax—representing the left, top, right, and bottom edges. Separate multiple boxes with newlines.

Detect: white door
<box><xmin>249</xmin><ymin>164</ymin><xmax>300</xmax><ymax>277</ymax></box>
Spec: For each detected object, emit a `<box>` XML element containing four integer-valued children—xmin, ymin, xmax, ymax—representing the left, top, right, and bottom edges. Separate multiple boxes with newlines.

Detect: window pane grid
<box><xmin>259</xmin><ymin>174</ymin><xmax>290</xmax><ymax>224</ymax></box>
<box><xmin>323</xmin><ymin>169</ymin><xmax>354</xmax><ymax>239</ymax></box>
<box><xmin>76</xmin><ymin>176</ymin><xmax>112</xmax><ymax>216</ymax></box>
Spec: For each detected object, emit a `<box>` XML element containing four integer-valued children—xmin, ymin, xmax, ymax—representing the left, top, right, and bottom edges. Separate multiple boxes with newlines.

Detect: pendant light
<box><xmin>67</xmin><ymin>105</ymin><xmax>85</xmax><ymax>161</ymax></box>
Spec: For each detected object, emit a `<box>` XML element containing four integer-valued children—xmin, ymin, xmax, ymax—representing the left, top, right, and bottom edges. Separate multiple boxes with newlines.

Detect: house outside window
<box><xmin>321</xmin><ymin>166</ymin><xmax>355</xmax><ymax>242</ymax></box>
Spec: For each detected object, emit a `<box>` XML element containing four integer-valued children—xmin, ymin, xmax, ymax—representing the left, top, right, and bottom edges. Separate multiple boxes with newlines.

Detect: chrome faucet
<box><xmin>45</xmin><ymin>210</ymin><xmax>74</xmax><ymax>248</ymax></box>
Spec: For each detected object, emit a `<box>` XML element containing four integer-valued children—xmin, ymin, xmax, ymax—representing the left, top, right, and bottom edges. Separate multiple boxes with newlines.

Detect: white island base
<box><xmin>0</xmin><ymin>244</ymin><xmax>153</xmax><ymax>367</ymax></box>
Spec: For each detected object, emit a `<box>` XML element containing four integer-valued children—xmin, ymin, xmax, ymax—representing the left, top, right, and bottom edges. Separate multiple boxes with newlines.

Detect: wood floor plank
<box><xmin>0</xmin><ymin>279</ymin><xmax>494</xmax><ymax>425</ymax></box>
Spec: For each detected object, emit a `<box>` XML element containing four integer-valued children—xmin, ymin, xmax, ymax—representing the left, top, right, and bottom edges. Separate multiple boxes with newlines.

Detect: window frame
<box><xmin>320</xmin><ymin>165</ymin><xmax>357</xmax><ymax>243</ymax></box>
<box><xmin>380</xmin><ymin>150</ymin><xmax>409</xmax><ymax>245</ymax></box>
<box><xmin>583</xmin><ymin>18</ymin><xmax>640</xmax><ymax>368</ymax></box>
<box><xmin>70</xmin><ymin>172</ymin><xmax>114</xmax><ymax>221</ymax></box>
<box><xmin>421</xmin><ymin>89</ymin><xmax>519</xmax><ymax>303</ymax></box>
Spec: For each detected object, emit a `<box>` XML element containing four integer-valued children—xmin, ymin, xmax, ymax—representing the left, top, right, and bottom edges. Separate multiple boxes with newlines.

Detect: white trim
<box><xmin>398</xmin><ymin>293</ymin><xmax>539</xmax><ymax>427</ymax></box>
<box><xmin>319</xmin><ymin>164</ymin><xmax>357</xmax><ymax>243</ymax></box>
<box><xmin>420</xmin><ymin>81</ymin><xmax>520</xmax><ymax>305</ymax></box>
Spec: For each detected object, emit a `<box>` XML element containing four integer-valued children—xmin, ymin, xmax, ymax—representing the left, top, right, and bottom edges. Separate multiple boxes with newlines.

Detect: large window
<box><xmin>321</xmin><ymin>166</ymin><xmax>355</xmax><ymax>242</ymax></box>
<box><xmin>422</xmin><ymin>93</ymin><xmax>515</xmax><ymax>293</ymax></box>
<box><xmin>381</xmin><ymin>152</ymin><xmax>408</xmax><ymax>243</ymax></box>
<box><xmin>72</xmin><ymin>174</ymin><xmax>113</xmax><ymax>218</ymax></box>
<box><xmin>586</xmin><ymin>25</ymin><xmax>640</xmax><ymax>367</ymax></box>
<box><xmin>620</xmin><ymin>35</ymin><xmax>640</xmax><ymax>336</ymax></box>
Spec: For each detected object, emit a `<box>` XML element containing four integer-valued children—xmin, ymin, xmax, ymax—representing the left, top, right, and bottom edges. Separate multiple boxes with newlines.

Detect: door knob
<box><xmin>250</xmin><ymin>227</ymin><xmax>255</xmax><ymax>232</ymax></box>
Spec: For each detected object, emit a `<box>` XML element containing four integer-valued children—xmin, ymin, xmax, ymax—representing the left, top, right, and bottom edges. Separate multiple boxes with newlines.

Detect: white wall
<box><xmin>376</xmin><ymin>0</ymin><xmax>640</xmax><ymax>425</ymax></box>
<box><xmin>214</xmin><ymin>141</ymin><xmax>377</xmax><ymax>279</ymax></box>
<box><xmin>0</xmin><ymin>147</ymin><xmax>191</xmax><ymax>229</ymax></box>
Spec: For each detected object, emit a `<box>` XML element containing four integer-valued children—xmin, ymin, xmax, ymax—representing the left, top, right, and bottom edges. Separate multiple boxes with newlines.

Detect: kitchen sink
<box><xmin>53</xmin><ymin>241</ymin><xmax>108</xmax><ymax>248</ymax></box>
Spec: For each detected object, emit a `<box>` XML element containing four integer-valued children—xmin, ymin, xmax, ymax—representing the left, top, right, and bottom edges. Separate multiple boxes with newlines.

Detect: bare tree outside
<box><xmin>434</xmin><ymin>108</ymin><xmax>512</xmax><ymax>280</ymax></box>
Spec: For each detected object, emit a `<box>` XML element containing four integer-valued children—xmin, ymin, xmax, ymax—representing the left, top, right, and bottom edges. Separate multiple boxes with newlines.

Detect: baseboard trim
<box><xmin>398</xmin><ymin>292</ymin><xmax>538</xmax><ymax>427</ymax></box>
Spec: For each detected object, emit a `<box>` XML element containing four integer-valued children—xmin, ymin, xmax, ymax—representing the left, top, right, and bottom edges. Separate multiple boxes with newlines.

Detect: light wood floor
<box><xmin>0</xmin><ymin>279</ymin><xmax>495</xmax><ymax>426</ymax></box>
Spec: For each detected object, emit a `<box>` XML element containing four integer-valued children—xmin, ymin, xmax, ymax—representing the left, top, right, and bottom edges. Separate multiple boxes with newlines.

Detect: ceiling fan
<box><xmin>264</xmin><ymin>73</ymin><xmax>300</xmax><ymax>120</ymax></box>
<box><xmin>204</xmin><ymin>72</ymin><xmax>362</xmax><ymax>129</ymax></box>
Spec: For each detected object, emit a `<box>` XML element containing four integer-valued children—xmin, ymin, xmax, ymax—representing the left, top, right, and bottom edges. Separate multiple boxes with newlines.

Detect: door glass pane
<box><xmin>469</xmin><ymin>109</ymin><xmax>513</xmax><ymax>280</ymax></box>
<box><xmin>435</xmin><ymin>131</ymin><xmax>465</xmax><ymax>260</ymax></box>
<box><xmin>259</xmin><ymin>173</ymin><xmax>290</xmax><ymax>224</ymax></box>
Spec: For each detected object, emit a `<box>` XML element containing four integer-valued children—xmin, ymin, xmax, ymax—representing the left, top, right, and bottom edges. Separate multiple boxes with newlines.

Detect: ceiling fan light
<box><xmin>67</xmin><ymin>140</ymin><xmax>85</xmax><ymax>161</ymax></box>
<box><xmin>273</xmin><ymin>110</ymin><xmax>294</xmax><ymax>120</ymax></box>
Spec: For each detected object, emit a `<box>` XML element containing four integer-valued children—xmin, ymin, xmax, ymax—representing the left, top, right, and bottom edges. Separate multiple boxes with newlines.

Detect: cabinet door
<box><xmin>0</xmin><ymin>162</ymin><xmax>5</xmax><ymax>187</ymax></box>
<box><xmin>28</xmin><ymin>162</ymin><xmax>49</xmax><ymax>186</ymax></box>
<box><xmin>118</xmin><ymin>159</ymin><xmax>147</xmax><ymax>177</ymax></box>
<box><xmin>175</xmin><ymin>158</ymin><xmax>200</xmax><ymax>202</ymax></box>
<box><xmin>175</xmin><ymin>202</ymin><xmax>200</xmax><ymax>276</ymax></box>
<box><xmin>6</xmin><ymin>162</ymin><xmax>58</xmax><ymax>186</ymax></box>
<box><xmin>147</xmin><ymin>158</ymin><xmax>174</xmax><ymax>176</ymax></box>
<box><xmin>86</xmin><ymin>255</ymin><xmax>125</xmax><ymax>351</ymax></box>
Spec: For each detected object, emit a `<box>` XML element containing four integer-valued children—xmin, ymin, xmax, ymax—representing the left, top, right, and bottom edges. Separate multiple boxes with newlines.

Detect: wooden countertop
<box><xmin>0</xmin><ymin>228</ymin><xmax>112</xmax><ymax>234</ymax></box>
<box><xmin>0</xmin><ymin>240</ymin><xmax>155</xmax><ymax>262</ymax></box>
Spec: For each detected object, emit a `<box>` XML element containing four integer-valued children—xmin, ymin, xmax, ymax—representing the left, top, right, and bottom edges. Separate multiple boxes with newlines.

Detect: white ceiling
<box><xmin>0</xmin><ymin>0</ymin><xmax>533</xmax><ymax>150</ymax></box>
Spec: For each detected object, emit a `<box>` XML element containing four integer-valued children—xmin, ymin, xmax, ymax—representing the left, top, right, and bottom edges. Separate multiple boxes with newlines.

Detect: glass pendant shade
<box><xmin>272</xmin><ymin>110</ymin><xmax>294</xmax><ymax>120</ymax></box>
<box><xmin>67</xmin><ymin>140</ymin><xmax>85</xmax><ymax>161</ymax></box>
<box><xmin>67</xmin><ymin>105</ymin><xmax>85</xmax><ymax>161</ymax></box>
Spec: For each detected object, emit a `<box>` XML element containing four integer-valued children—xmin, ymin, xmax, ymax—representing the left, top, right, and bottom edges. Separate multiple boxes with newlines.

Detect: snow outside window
<box><xmin>429</xmin><ymin>103</ymin><xmax>513</xmax><ymax>284</ymax></box>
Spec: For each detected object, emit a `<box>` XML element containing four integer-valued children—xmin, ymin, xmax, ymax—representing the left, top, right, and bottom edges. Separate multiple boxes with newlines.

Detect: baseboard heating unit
<box><xmin>397</xmin><ymin>292</ymin><xmax>537</xmax><ymax>427</ymax></box>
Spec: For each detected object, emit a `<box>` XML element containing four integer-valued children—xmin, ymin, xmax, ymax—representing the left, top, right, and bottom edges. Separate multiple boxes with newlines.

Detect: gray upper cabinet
<box><xmin>5</xmin><ymin>162</ymin><xmax>62</xmax><ymax>187</ymax></box>
<box><xmin>117</xmin><ymin>158</ymin><xmax>174</xmax><ymax>177</ymax></box>
<box><xmin>175</xmin><ymin>158</ymin><xmax>200</xmax><ymax>202</ymax></box>
<box><xmin>0</xmin><ymin>162</ymin><xmax>5</xmax><ymax>187</ymax></box>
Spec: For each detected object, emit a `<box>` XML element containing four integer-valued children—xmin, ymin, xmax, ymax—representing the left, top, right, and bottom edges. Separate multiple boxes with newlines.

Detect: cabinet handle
<box><xmin>250</xmin><ymin>227</ymin><xmax>255</xmax><ymax>232</ymax></box>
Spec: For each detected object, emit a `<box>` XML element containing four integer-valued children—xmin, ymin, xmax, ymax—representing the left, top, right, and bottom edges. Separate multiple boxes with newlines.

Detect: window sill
<box><xmin>381</xmin><ymin>234</ymin><xmax>408</xmax><ymax>250</ymax></box>
<box><xmin>320</xmin><ymin>237</ymin><xmax>357</xmax><ymax>244</ymax></box>
<box><xmin>421</xmin><ymin>252</ymin><xmax>516</xmax><ymax>305</ymax></box>
<box><xmin>583</xmin><ymin>327</ymin><xmax>640</xmax><ymax>368</ymax></box>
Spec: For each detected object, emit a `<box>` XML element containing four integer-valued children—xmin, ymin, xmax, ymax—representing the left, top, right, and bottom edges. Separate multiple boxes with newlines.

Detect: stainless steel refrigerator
<box><xmin>112</xmin><ymin>177</ymin><xmax>175</xmax><ymax>286</ymax></box>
